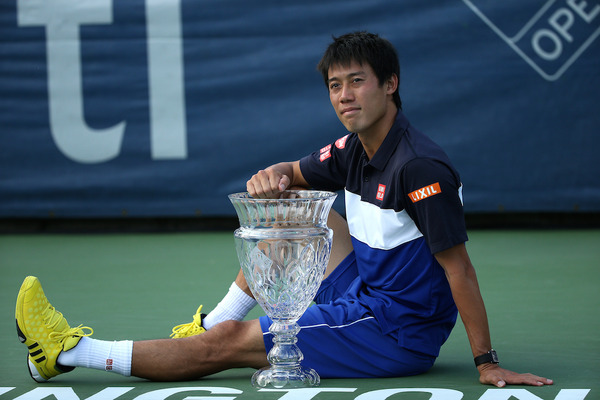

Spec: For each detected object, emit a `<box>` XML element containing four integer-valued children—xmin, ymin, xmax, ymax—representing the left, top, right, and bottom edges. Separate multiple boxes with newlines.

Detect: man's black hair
<box><xmin>317</xmin><ymin>31</ymin><xmax>402</xmax><ymax>109</ymax></box>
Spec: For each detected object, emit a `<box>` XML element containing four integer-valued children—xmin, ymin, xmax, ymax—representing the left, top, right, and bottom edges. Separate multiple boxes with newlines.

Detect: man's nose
<box><xmin>340</xmin><ymin>84</ymin><xmax>354</xmax><ymax>102</ymax></box>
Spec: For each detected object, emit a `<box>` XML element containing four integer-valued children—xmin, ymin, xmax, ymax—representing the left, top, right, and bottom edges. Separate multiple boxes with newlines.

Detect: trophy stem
<box><xmin>252</xmin><ymin>321</ymin><xmax>320</xmax><ymax>388</ymax></box>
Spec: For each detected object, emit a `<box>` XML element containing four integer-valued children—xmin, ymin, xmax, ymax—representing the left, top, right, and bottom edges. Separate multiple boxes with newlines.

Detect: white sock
<box><xmin>203</xmin><ymin>282</ymin><xmax>257</xmax><ymax>330</ymax></box>
<box><xmin>58</xmin><ymin>336</ymin><xmax>133</xmax><ymax>377</ymax></box>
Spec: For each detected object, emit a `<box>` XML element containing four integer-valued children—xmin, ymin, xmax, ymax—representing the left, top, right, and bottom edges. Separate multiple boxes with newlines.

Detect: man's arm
<box><xmin>246</xmin><ymin>161</ymin><xmax>309</xmax><ymax>198</ymax></box>
<box><xmin>435</xmin><ymin>244</ymin><xmax>553</xmax><ymax>387</ymax></box>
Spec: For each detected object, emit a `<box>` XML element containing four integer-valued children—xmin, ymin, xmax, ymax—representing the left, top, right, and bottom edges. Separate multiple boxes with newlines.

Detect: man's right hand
<box><xmin>246</xmin><ymin>168</ymin><xmax>291</xmax><ymax>198</ymax></box>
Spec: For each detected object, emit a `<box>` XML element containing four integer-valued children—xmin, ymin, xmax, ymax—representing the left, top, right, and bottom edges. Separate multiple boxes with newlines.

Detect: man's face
<box><xmin>327</xmin><ymin>61</ymin><xmax>395</xmax><ymax>136</ymax></box>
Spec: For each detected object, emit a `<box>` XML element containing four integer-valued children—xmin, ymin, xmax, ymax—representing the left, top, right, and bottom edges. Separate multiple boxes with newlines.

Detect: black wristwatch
<box><xmin>474</xmin><ymin>349</ymin><xmax>499</xmax><ymax>367</ymax></box>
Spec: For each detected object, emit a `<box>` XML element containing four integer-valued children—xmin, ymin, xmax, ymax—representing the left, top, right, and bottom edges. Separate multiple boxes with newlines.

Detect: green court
<box><xmin>1</xmin><ymin>229</ymin><xmax>598</xmax><ymax>399</ymax></box>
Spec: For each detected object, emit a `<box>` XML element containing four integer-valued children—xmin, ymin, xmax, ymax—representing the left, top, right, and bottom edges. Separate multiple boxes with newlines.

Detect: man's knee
<box><xmin>208</xmin><ymin>319</ymin><xmax>267</xmax><ymax>368</ymax></box>
<box><xmin>211</xmin><ymin>320</ymin><xmax>245</xmax><ymax>341</ymax></box>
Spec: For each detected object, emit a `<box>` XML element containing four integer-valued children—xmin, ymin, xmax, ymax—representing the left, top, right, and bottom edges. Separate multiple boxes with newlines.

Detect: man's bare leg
<box><xmin>135</xmin><ymin>210</ymin><xmax>351</xmax><ymax>381</ymax></box>
<box><xmin>234</xmin><ymin>268</ymin><xmax>252</xmax><ymax>296</ymax></box>
<box><xmin>132</xmin><ymin>319</ymin><xmax>267</xmax><ymax>381</ymax></box>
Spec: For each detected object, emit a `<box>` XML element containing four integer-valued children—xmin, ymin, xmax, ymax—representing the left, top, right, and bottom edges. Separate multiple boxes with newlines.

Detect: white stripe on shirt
<box><xmin>345</xmin><ymin>190</ymin><xmax>423</xmax><ymax>250</ymax></box>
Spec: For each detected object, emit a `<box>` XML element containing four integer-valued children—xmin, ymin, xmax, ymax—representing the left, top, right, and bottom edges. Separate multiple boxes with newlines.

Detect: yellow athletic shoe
<box><xmin>15</xmin><ymin>276</ymin><xmax>93</xmax><ymax>382</ymax></box>
<box><xmin>170</xmin><ymin>305</ymin><xmax>207</xmax><ymax>338</ymax></box>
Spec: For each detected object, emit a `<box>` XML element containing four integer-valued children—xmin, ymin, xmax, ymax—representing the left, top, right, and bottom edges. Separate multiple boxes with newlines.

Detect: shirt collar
<box><xmin>366</xmin><ymin>111</ymin><xmax>409</xmax><ymax>171</ymax></box>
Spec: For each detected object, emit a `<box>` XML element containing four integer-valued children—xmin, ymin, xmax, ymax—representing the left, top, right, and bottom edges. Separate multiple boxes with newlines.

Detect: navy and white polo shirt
<box><xmin>299</xmin><ymin>111</ymin><xmax>467</xmax><ymax>357</ymax></box>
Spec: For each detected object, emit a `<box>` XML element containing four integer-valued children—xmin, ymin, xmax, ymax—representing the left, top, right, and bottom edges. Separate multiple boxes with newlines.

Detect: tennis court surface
<box><xmin>1</xmin><ymin>229</ymin><xmax>598</xmax><ymax>399</ymax></box>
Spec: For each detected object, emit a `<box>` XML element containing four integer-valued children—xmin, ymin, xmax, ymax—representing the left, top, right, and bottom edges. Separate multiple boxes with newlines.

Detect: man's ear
<box><xmin>386</xmin><ymin>74</ymin><xmax>399</xmax><ymax>94</ymax></box>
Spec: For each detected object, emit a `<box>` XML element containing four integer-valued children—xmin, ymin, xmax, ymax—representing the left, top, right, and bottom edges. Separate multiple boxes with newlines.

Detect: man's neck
<box><xmin>357</xmin><ymin>106</ymin><xmax>398</xmax><ymax>160</ymax></box>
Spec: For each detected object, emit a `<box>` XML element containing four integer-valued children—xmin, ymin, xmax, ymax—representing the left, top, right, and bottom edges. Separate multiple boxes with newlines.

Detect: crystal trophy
<box><xmin>229</xmin><ymin>190</ymin><xmax>336</xmax><ymax>388</ymax></box>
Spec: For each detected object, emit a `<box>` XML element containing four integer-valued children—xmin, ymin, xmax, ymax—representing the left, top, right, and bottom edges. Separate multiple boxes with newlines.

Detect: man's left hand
<box><xmin>478</xmin><ymin>363</ymin><xmax>553</xmax><ymax>387</ymax></box>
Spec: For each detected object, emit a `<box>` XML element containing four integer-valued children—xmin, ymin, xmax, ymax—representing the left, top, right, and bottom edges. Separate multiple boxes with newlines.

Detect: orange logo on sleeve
<box><xmin>408</xmin><ymin>182</ymin><xmax>441</xmax><ymax>203</ymax></box>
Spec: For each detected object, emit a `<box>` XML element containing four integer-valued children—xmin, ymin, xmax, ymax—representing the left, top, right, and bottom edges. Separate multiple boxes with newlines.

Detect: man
<box><xmin>16</xmin><ymin>32</ymin><xmax>552</xmax><ymax>387</ymax></box>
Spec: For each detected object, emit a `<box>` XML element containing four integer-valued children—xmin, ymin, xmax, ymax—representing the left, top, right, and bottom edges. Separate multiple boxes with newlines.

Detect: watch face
<box><xmin>491</xmin><ymin>350</ymin><xmax>499</xmax><ymax>363</ymax></box>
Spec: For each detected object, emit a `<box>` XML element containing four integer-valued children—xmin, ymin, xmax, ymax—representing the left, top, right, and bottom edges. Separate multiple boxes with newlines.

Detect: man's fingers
<box><xmin>278</xmin><ymin>175</ymin><xmax>291</xmax><ymax>192</ymax></box>
<box><xmin>505</xmin><ymin>373</ymin><xmax>553</xmax><ymax>386</ymax></box>
<box><xmin>480</xmin><ymin>367</ymin><xmax>553</xmax><ymax>387</ymax></box>
<box><xmin>247</xmin><ymin>173</ymin><xmax>267</xmax><ymax>198</ymax></box>
<box><xmin>247</xmin><ymin>169</ymin><xmax>290</xmax><ymax>198</ymax></box>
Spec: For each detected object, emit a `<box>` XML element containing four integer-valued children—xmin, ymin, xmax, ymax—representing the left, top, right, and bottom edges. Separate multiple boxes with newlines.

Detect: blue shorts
<box><xmin>259</xmin><ymin>252</ymin><xmax>436</xmax><ymax>378</ymax></box>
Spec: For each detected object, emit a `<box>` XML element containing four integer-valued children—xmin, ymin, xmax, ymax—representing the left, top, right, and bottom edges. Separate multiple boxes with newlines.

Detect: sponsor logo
<box><xmin>409</xmin><ymin>182</ymin><xmax>442</xmax><ymax>203</ymax></box>
<box><xmin>376</xmin><ymin>184</ymin><xmax>386</xmax><ymax>201</ymax></box>
<box><xmin>462</xmin><ymin>0</ymin><xmax>600</xmax><ymax>81</ymax></box>
<box><xmin>16</xmin><ymin>0</ymin><xmax>188</xmax><ymax>163</ymax></box>
<box><xmin>105</xmin><ymin>359</ymin><xmax>113</xmax><ymax>371</ymax></box>
<box><xmin>320</xmin><ymin>144</ymin><xmax>332</xmax><ymax>162</ymax></box>
<box><xmin>335</xmin><ymin>134</ymin><xmax>350</xmax><ymax>149</ymax></box>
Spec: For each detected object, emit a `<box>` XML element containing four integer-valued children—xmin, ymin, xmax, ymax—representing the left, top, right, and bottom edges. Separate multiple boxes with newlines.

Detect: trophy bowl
<box><xmin>229</xmin><ymin>190</ymin><xmax>337</xmax><ymax>388</ymax></box>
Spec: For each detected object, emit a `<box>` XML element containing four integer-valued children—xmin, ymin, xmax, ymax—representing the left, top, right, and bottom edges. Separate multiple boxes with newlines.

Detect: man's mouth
<box><xmin>341</xmin><ymin>107</ymin><xmax>360</xmax><ymax>116</ymax></box>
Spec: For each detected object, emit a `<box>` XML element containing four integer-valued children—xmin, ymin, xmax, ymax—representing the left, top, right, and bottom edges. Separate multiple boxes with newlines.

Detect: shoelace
<box><xmin>42</xmin><ymin>304</ymin><xmax>94</xmax><ymax>342</ymax></box>
<box><xmin>170</xmin><ymin>305</ymin><xmax>204</xmax><ymax>338</ymax></box>
<box><xmin>49</xmin><ymin>325</ymin><xmax>94</xmax><ymax>342</ymax></box>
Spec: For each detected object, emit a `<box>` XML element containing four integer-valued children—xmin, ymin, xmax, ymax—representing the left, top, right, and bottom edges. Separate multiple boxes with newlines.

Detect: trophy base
<box><xmin>251</xmin><ymin>365</ymin><xmax>320</xmax><ymax>388</ymax></box>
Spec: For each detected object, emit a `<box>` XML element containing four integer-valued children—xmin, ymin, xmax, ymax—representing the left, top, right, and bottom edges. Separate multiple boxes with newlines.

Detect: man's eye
<box><xmin>329</xmin><ymin>83</ymin><xmax>340</xmax><ymax>90</ymax></box>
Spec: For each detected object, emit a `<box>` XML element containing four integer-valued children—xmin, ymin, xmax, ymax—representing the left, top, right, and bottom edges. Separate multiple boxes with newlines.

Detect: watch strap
<box><xmin>474</xmin><ymin>349</ymin><xmax>499</xmax><ymax>367</ymax></box>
